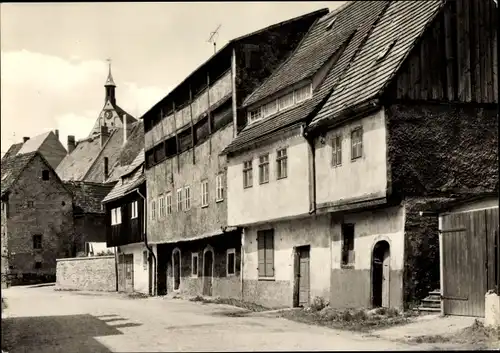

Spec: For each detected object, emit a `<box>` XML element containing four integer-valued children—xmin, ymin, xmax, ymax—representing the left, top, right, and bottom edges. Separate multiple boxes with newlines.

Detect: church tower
<box><xmin>88</xmin><ymin>59</ymin><xmax>137</xmax><ymax>137</ymax></box>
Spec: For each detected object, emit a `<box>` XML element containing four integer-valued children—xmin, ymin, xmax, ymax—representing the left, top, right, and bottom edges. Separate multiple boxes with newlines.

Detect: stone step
<box><xmin>416</xmin><ymin>306</ymin><xmax>441</xmax><ymax>313</ymax></box>
<box><xmin>429</xmin><ymin>290</ymin><xmax>441</xmax><ymax>296</ymax></box>
<box><xmin>424</xmin><ymin>295</ymin><xmax>441</xmax><ymax>302</ymax></box>
<box><xmin>421</xmin><ymin>300</ymin><xmax>441</xmax><ymax>308</ymax></box>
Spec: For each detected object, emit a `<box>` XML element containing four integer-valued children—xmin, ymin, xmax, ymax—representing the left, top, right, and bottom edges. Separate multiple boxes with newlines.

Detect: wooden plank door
<box><xmin>382</xmin><ymin>249</ymin><xmax>390</xmax><ymax>308</ymax></box>
<box><xmin>298</xmin><ymin>247</ymin><xmax>310</xmax><ymax>307</ymax></box>
<box><xmin>203</xmin><ymin>250</ymin><xmax>213</xmax><ymax>296</ymax></box>
<box><xmin>118</xmin><ymin>254</ymin><xmax>126</xmax><ymax>292</ymax></box>
<box><xmin>124</xmin><ymin>254</ymin><xmax>134</xmax><ymax>293</ymax></box>
<box><xmin>442</xmin><ymin>210</ymin><xmax>487</xmax><ymax>317</ymax></box>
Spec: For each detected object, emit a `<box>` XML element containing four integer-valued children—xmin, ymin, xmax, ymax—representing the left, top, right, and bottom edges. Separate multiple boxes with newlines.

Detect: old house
<box><xmin>1</xmin><ymin>151</ymin><xmax>74</xmax><ymax>286</ymax></box>
<box><xmin>143</xmin><ymin>9</ymin><xmax>328</xmax><ymax>298</ymax></box>
<box><xmin>102</xmin><ymin>151</ymin><xmax>152</xmax><ymax>295</ymax></box>
<box><xmin>223</xmin><ymin>0</ymin><xmax>498</xmax><ymax>309</ymax></box>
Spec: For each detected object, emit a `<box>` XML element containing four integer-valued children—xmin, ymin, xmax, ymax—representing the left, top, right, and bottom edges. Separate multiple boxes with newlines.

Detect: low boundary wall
<box><xmin>56</xmin><ymin>256</ymin><xmax>116</xmax><ymax>292</ymax></box>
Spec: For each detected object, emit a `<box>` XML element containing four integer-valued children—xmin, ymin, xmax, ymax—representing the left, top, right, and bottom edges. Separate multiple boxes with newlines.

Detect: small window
<box><xmin>166</xmin><ymin>192</ymin><xmax>172</xmax><ymax>215</ymax></box>
<box><xmin>34</xmin><ymin>261</ymin><xmax>42</xmax><ymax>269</ymax></box>
<box><xmin>159</xmin><ymin>195</ymin><xmax>165</xmax><ymax>218</ymax></box>
<box><xmin>276</xmin><ymin>148</ymin><xmax>288</xmax><ymax>179</ymax></box>
<box><xmin>259</xmin><ymin>154</ymin><xmax>270</xmax><ymax>184</ymax></box>
<box><xmin>351</xmin><ymin>127</ymin><xmax>363</xmax><ymax>160</ymax></box>
<box><xmin>131</xmin><ymin>201</ymin><xmax>138</xmax><ymax>219</ymax></box>
<box><xmin>243</xmin><ymin>160</ymin><xmax>253</xmax><ymax>188</ymax></box>
<box><xmin>278</xmin><ymin>92</ymin><xmax>294</xmax><ymax>111</ymax></box>
<box><xmin>27</xmin><ymin>201</ymin><xmax>34</xmax><ymax>208</ymax></box>
<box><xmin>176</xmin><ymin>188</ymin><xmax>183</xmax><ymax>211</ymax></box>
<box><xmin>248</xmin><ymin>109</ymin><xmax>262</xmax><ymax>123</ymax></box>
<box><xmin>184</xmin><ymin>186</ymin><xmax>191</xmax><ymax>211</ymax></box>
<box><xmin>111</xmin><ymin>207</ymin><xmax>122</xmax><ymax>225</ymax></box>
<box><xmin>341</xmin><ymin>223</ymin><xmax>355</xmax><ymax>267</ymax></box>
<box><xmin>42</xmin><ymin>170</ymin><xmax>50</xmax><ymax>180</ymax></box>
<box><xmin>151</xmin><ymin>200</ymin><xmax>156</xmax><ymax>219</ymax></box>
<box><xmin>227</xmin><ymin>248</ymin><xmax>236</xmax><ymax>276</ymax></box>
<box><xmin>143</xmin><ymin>250</ymin><xmax>148</xmax><ymax>270</ymax></box>
<box><xmin>215</xmin><ymin>174</ymin><xmax>224</xmax><ymax>202</ymax></box>
<box><xmin>201</xmin><ymin>180</ymin><xmax>209</xmax><ymax>207</ymax></box>
<box><xmin>191</xmin><ymin>253</ymin><xmax>199</xmax><ymax>277</ymax></box>
<box><xmin>295</xmin><ymin>84</ymin><xmax>312</xmax><ymax>103</ymax></box>
<box><xmin>257</xmin><ymin>229</ymin><xmax>274</xmax><ymax>278</ymax></box>
<box><xmin>262</xmin><ymin>100</ymin><xmax>278</xmax><ymax>118</ymax></box>
<box><xmin>33</xmin><ymin>234</ymin><xmax>42</xmax><ymax>250</ymax></box>
<box><xmin>332</xmin><ymin>135</ymin><xmax>342</xmax><ymax>167</ymax></box>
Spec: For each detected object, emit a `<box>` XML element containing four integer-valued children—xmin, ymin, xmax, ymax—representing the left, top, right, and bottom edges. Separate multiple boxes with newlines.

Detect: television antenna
<box><xmin>208</xmin><ymin>24</ymin><xmax>221</xmax><ymax>54</ymax></box>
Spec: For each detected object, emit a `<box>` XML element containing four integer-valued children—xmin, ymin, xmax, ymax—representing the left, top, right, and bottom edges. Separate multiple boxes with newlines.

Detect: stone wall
<box><xmin>56</xmin><ymin>255</ymin><xmax>116</xmax><ymax>292</ymax></box>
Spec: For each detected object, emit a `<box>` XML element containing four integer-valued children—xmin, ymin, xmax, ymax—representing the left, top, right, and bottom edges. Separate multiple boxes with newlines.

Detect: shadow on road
<box><xmin>1</xmin><ymin>314</ymin><xmax>141</xmax><ymax>353</ymax></box>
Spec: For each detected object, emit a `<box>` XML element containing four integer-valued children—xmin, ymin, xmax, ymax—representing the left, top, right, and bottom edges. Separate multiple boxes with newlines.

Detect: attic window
<box><xmin>375</xmin><ymin>39</ymin><xmax>397</xmax><ymax>63</ymax></box>
<box><xmin>326</xmin><ymin>17</ymin><xmax>336</xmax><ymax>31</ymax></box>
<box><xmin>42</xmin><ymin>170</ymin><xmax>50</xmax><ymax>180</ymax></box>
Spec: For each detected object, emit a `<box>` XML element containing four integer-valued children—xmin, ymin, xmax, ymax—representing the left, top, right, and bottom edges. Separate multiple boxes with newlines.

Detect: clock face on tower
<box><xmin>104</xmin><ymin>110</ymin><xmax>113</xmax><ymax>120</ymax></box>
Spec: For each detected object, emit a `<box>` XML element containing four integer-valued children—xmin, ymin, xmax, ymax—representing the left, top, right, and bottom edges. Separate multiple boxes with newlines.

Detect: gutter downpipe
<box><xmin>135</xmin><ymin>188</ymin><xmax>157</xmax><ymax>296</ymax></box>
<box><xmin>302</xmin><ymin>123</ymin><xmax>316</xmax><ymax>215</ymax></box>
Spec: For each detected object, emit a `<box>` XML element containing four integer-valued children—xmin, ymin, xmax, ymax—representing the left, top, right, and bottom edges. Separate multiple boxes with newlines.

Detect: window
<box><xmin>131</xmin><ymin>201</ymin><xmax>138</xmax><ymax>219</ymax></box>
<box><xmin>243</xmin><ymin>160</ymin><xmax>253</xmax><ymax>188</ymax></box>
<box><xmin>143</xmin><ymin>250</ymin><xmax>148</xmax><ymax>270</ymax></box>
<box><xmin>262</xmin><ymin>100</ymin><xmax>278</xmax><ymax>117</ymax></box>
<box><xmin>151</xmin><ymin>200</ymin><xmax>156</xmax><ymax>219</ymax></box>
<box><xmin>248</xmin><ymin>109</ymin><xmax>262</xmax><ymax>123</ymax></box>
<box><xmin>159</xmin><ymin>196</ymin><xmax>165</xmax><ymax>218</ymax></box>
<box><xmin>33</xmin><ymin>234</ymin><xmax>42</xmax><ymax>250</ymax></box>
<box><xmin>177</xmin><ymin>188</ymin><xmax>183</xmax><ymax>211</ymax></box>
<box><xmin>201</xmin><ymin>180</ymin><xmax>209</xmax><ymax>207</ymax></box>
<box><xmin>341</xmin><ymin>223</ymin><xmax>355</xmax><ymax>267</ymax></box>
<box><xmin>259</xmin><ymin>154</ymin><xmax>269</xmax><ymax>184</ymax></box>
<box><xmin>184</xmin><ymin>186</ymin><xmax>191</xmax><ymax>210</ymax></box>
<box><xmin>276</xmin><ymin>148</ymin><xmax>288</xmax><ymax>179</ymax></box>
<box><xmin>278</xmin><ymin>91</ymin><xmax>294</xmax><ymax>110</ymax></box>
<box><xmin>295</xmin><ymin>84</ymin><xmax>312</xmax><ymax>103</ymax></box>
<box><xmin>351</xmin><ymin>127</ymin><xmax>363</xmax><ymax>160</ymax></box>
<box><xmin>227</xmin><ymin>248</ymin><xmax>236</xmax><ymax>276</ymax></box>
<box><xmin>34</xmin><ymin>261</ymin><xmax>42</xmax><ymax>269</ymax></box>
<box><xmin>166</xmin><ymin>192</ymin><xmax>172</xmax><ymax>215</ymax></box>
<box><xmin>257</xmin><ymin>230</ymin><xmax>274</xmax><ymax>278</ymax></box>
<box><xmin>27</xmin><ymin>201</ymin><xmax>34</xmax><ymax>208</ymax></box>
<box><xmin>42</xmin><ymin>170</ymin><xmax>50</xmax><ymax>180</ymax></box>
<box><xmin>216</xmin><ymin>174</ymin><xmax>224</xmax><ymax>202</ymax></box>
<box><xmin>111</xmin><ymin>207</ymin><xmax>122</xmax><ymax>225</ymax></box>
<box><xmin>332</xmin><ymin>135</ymin><xmax>342</xmax><ymax>167</ymax></box>
<box><xmin>191</xmin><ymin>253</ymin><xmax>199</xmax><ymax>277</ymax></box>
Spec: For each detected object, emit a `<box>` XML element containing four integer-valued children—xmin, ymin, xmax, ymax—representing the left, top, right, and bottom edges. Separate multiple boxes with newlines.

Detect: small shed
<box><xmin>438</xmin><ymin>195</ymin><xmax>499</xmax><ymax>317</ymax></box>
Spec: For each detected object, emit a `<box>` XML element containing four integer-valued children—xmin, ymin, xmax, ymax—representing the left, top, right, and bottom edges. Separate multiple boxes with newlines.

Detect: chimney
<box><xmin>54</xmin><ymin>129</ymin><xmax>59</xmax><ymax>139</ymax></box>
<box><xmin>23</xmin><ymin>137</ymin><xmax>30</xmax><ymax>143</ymax></box>
<box><xmin>103</xmin><ymin>157</ymin><xmax>109</xmax><ymax>181</ymax></box>
<box><xmin>67</xmin><ymin>135</ymin><xmax>76</xmax><ymax>154</ymax></box>
<box><xmin>123</xmin><ymin>114</ymin><xmax>128</xmax><ymax>146</ymax></box>
<box><xmin>100</xmin><ymin>125</ymin><xmax>110</xmax><ymax>148</ymax></box>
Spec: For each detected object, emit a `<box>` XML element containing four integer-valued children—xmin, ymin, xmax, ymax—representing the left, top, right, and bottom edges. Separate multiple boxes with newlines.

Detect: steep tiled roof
<box><xmin>64</xmin><ymin>181</ymin><xmax>115</xmax><ymax>214</ymax></box>
<box><xmin>56</xmin><ymin>134</ymin><xmax>103</xmax><ymax>181</ymax></box>
<box><xmin>222</xmin><ymin>1</ymin><xmax>389</xmax><ymax>155</ymax></box>
<box><xmin>118</xmin><ymin>121</ymin><xmax>144</xmax><ymax>166</ymax></box>
<box><xmin>310</xmin><ymin>0</ymin><xmax>443</xmax><ymax>128</ymax></box>
<box><xmin>115</xmin><ymin>105</ymin><xmax>137</xmax><ymax>124</ymax></box>
<box><xmin>102</xmin><ymin>151</ymin><xmax>145</xmax><ymax>204</ymax></box>
<box><xmin>84</xmin><ymin>129</ymin><xmax>124</xmax><ymax>183</ymax></box>
<box><xmin>1</xmin><ymin>152</ymin><xmax>38</xmax><ymax>197</ymax></box>
<box><xmin>1</xmin><ymin>143</ymin><xmax>23</xmax><ymax>162</ymax></box>
<box><xmin>16</xmin><ymin>131</ymin><xmax>51</xmax><ymax>155</ymax></box>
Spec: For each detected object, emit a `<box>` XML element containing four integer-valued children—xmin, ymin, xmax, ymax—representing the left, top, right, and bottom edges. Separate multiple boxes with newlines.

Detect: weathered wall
<box><xmin>227</xmin><ymin>131</ymin><xmax>310</xmax><ymax>226</ymax></box>
<box><xmin>119</xmin><ymin>243</ymin><xmax>150</xmax><ymax>294</ymax></box>
<box><xmin>56</xmin><ymin>256</ymin><xmax>116</xmax><ymax>291</ymax></box>
<box><xmin>330</xmin><ymin>206</ymin><xmax>405</xmax><ymax>309</ymax></box>
<box><xmin>159</xmin><ymin>232</ymin><xmax>241</xmax><ymax>298</ymax></box>
<box><xmin>243</xmin><ymin>215</ymin><xmax>331</xmax><ymax>308</ymax></box>
<box><xmin>146</xmin><ymin>124</ymin><xmax>232</xmax><ymax>243</ymax></box>
<box><xmin>74</xmin><ymin>214</ymin><xmax>107</xmax><ymax>256</ymax></box>
<box><xmin>315</xmin><ymin>109</ymin><xmax>388</xmax><ymax>208</ymax></box>
<box><xmin>6</xmin><ymin>155</ymin><xmax>74</xmax><ymax>283</ymax></box>
<box><xmin>1</xmin><ymin>201</ymin><xmax>8</xmax><ymax>288</ymax></box>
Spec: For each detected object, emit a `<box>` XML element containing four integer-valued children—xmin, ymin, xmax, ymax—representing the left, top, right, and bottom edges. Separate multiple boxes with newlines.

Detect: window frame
<box><xmin>191</xmin><ymin>252</ymin><xmax>199</xmax><ymax>277</ymax></box>
<box><xmin>41</xmin><ymin>170</ymin><xmax>50</xmax><ymax>181</ymax></box>
<box><xmin>32</xmin><ymin>234</ymin><xmax>42</xmax><ymax>250</ymax></box>
<box><xmin>111</xmin><ymin>207</ymin><xmax>122</xmax><ymax>225</ymax></box>
<box><xmin>131</xmin><ymin>201</ymin><xmax>139</xmax><ymax>219</ymax></box>
<box><xmin>258</xmin><ymin>153</ymin><xmax>270</xmax><ymax>184</ymax></box>
<box><xmin>351</xmin><ymin>127</ymin><xmax>363</xmax><ymax>160</ymax></box>
<box><xmin>226</xmin><ymin>248</ymin><xmax>236</xmax><ymax>276</ymax></box>
<box><xmin>201</xmin><ymin>180</ymin><xmax>209</xmax><ymax>208</ymax></box>
<box><xmin>257</xmin><ymin>229</ymin><xmax>275</xmax><ymax>279</ymax></box>
<box><xmin>166</xmin><ymin>192</ymin><xmax>172</xmax><ymax>215</ymax></box>
<box><xmin>341</xmin><ymin>223</ymin><xmax>355</xmax><ymax>268</ymax></box>
<box><xmin>215</xmin><ymin>173</ymin><xmax>224</xmax><ymax>202</ymax></box>
<box><xmin>151</xmin><ymin>200</ymin><xmax>156</xmax><ymax>220</ymax></box>
<box><xmin>176</xmin><ymin>188</ymin><xmax>183</xmax><ymax>212</ymax></box>
<box><xmin>184</xmin><ymin>186</ymin><xmax>191</xmax><ymax>211</ymax></box>
<box><xmin>243</xmin><ymin>160</ymin><xmax>253</xmax><ymax>189</ymax></box>
<box><xmin>34</xmin><ymin>261</ymin><xmax>42</xmax><ymax>269</ymax></box>
<box><xmin>276</xmin><ymin>148</ymin><xmax>288</xmax><ymax>180</ymax></box>
<box><xmin>332</xmin><ymin>134</ymin><xmax>342</xmax><ymax>167</ymax></box>
<box><xmin>158</xmin><ymin>195</ymin><xmax>165</xmax><ymax>218</ymax></box>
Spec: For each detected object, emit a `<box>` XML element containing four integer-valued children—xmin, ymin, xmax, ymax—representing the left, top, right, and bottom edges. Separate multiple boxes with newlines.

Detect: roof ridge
<box><xmin>317</xmin><ymin>1</ymin><xmax>356</xmax><ymax>24</ymax></box>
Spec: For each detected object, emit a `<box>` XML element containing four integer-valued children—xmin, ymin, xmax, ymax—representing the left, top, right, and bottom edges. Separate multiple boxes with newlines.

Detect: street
<box><xmin>2</xmin><ymin>284</ymin><xmax>432</xmax><ymax>352</ymax></box>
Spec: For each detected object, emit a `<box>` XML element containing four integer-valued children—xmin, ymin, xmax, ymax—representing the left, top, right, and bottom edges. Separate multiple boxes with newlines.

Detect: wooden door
<box><xmin>203</xmin><ymin>250</ymin><xmax>213</xmax><ymax>296</ymax></box>
<box><xmin>298</xmin><ymin>247</ymin><xmax>310</xmax><ymax>307</ymax></box>
<box><xmin>382</xmin><ymin>249</ymin><xmax>390</xmax><ymax>308</ymax></box>
<box><xmin>118</xmin><ymin>254</ymin><xmax>126</xmax><ymax>292</ymax></box>
<box><xmin>442</xmin><ymin>210</ymin><xmax>487</xmax><ymax>317</ymax></box>
<box><xmin>124</xmin><ymin>254</ymin><xmax>134</xmax><ymax>293</ymax></box>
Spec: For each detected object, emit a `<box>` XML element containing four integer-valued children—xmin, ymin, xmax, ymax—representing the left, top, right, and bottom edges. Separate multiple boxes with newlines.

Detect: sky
<box><xmin>1</xmin><ymin>1</ymin><xmax>344</xmax><ymax>157</ymax></box>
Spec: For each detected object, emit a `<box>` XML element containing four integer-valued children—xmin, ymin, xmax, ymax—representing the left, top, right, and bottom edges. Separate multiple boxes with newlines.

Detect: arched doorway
<box><xmin>203</xmin><ymin>247</ymin><xmax>214</xmax><ymax>296</ymax></box>
<box><xmin>372</xmin><ymin>240</ymin><xmax>390</xmax><ymax>308</ymax></box>
<box><xmin>172</xmin><ymin>248</ymin><xmax>181</xmax><ymax>291</ymax></box>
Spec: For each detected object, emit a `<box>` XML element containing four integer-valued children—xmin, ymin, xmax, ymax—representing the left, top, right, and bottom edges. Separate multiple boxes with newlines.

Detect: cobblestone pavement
<box><xmin>2</xmin><ymin>285</ymin><xmax>437</xmax><ymax>352</ymax></box>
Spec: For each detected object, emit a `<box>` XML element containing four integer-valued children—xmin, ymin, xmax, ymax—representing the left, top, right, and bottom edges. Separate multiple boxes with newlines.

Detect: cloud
<box><xmin>1</xmin><ymin>50</ymin><xmax>166</xmax><ymax>156</ymax></box>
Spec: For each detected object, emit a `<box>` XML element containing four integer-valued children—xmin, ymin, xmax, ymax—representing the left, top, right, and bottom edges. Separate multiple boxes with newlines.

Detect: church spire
<box><xmin>104</xmin><ymin>58</ymin><xmax>116</xmax><ymax>106</ymax></box>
